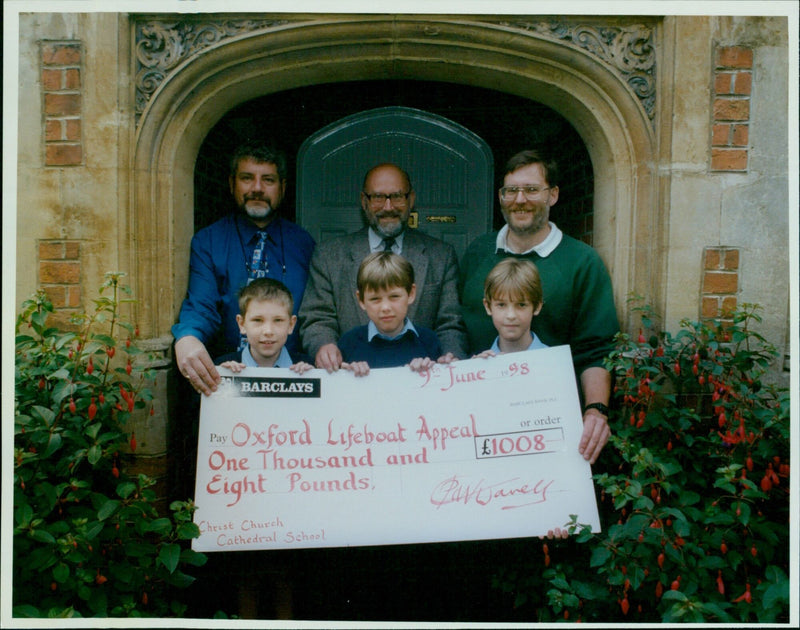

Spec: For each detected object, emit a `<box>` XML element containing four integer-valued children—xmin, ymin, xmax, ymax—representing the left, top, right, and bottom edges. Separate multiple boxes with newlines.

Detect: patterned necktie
<box><xmin>241</xmin><ymin>230</ymin><xmax>269</xmax><ymax>349</ymax></box>
<box><xmin>382</xmin><ymin>237</ymin><xmax>395</xmax><ymax>252</ymax></box>
<box><xmin>250</xmin><ymin>231</ymin><xmax>269</xmax><ymax>280</ymax></box>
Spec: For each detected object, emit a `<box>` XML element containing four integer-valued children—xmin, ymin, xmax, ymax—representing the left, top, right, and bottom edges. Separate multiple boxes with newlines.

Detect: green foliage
<box><xmin>13</xmin><ymin>273</ymin><xmax>207</xmax><ymax>618</ymax></box>
<box><xmin>494</xmin><ymin>298</ymin><xmax>790</xmax><ymax>623</ymax></box>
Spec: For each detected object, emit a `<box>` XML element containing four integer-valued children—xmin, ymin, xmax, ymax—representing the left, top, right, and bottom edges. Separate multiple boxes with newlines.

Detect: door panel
<box><xmin>297</xmin><ymin>106</ymin><xmax>493</xmax><ymax>261</ymax></box>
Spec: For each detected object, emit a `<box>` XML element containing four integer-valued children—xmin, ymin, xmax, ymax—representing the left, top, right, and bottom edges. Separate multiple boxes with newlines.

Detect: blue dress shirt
<box><xmin>172</xmin><ymin>214</ymin><xmax>315</xmax><ymax>353</ymax></box>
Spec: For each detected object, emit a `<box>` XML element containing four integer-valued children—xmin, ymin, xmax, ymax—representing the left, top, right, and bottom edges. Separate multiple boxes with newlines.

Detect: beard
<box><xmin>503</xmin><ymin>205</ymin><xmax>549</xmax><ymax>237</ymax></box>
<box><xmin>364</xmin><ymin>208</ymin><xmax>408</xmax><ymax>238</ymax></box>
<box><xmin>241</xmin><ymin>197</ymin><xmax>274</xmax><ymax>222</ymax></box>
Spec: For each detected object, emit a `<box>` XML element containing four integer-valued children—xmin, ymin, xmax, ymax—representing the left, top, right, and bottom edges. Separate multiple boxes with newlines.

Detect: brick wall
<box><xmin>41</xmin><ymin>41</ymin><xmax>83</xmax><ymax>166</ymax></box>
<box><xmin>39</xmin><ymin>240</ymin><xmax>82</xmax><ymax>327</ymax></box>
<box><xmin>701</xmin><ymin>247</ymin><xmax>739</xmax><ymax>325</ymax></box>
<box><xmin>711</xmin><ymin>46</ymin><xmax>752</xmax><ymax>172</ymax></box>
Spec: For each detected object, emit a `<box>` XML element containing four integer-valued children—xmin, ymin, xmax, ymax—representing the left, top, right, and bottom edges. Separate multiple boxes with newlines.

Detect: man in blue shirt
<box><xmin>172</xmin><ymin>143</ymin><xmax>315</xmax><ymax>395</ymax></box>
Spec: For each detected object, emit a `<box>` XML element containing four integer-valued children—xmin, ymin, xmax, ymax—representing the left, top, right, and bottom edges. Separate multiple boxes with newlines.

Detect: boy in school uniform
<box><xmin>477</xmin><ymin>258</ymin><xmax>569</xmax><ymax>541</ymax></box>
<box><xmin>337</xmin><ymin>251</ymin><xmax>451</xmax><ymax>376</ymax></box>
<box><xmin>210</xmin><ymin>278</ymin><xmax>312</xmax><ymax>618</ymax></box>
<box><xmin>476</xmin><ymin>257</ymin><xmax>548</xmax><ymax>357</ymax></box>
<box><xmin>216</xmin><ymin>277</ymin><xmax>313</xmax><ymax>373</ymax></box>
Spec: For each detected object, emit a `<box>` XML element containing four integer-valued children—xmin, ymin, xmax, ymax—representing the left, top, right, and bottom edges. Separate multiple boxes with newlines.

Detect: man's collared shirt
<box><xmin>368</xmin><ymin>227</ymin><xmax>404</xmax><ymax>255</ymax></box>
<box><xmin>495</xmin><ymin>221</ymin><xmax>563</xmax><ymax>257</ymax></box>
<box><xmin>241</xmin><ymin>344</ymin><xmax>293</xmax><ymax>368</ymax></box>
<box><xmin>171</xmin><ymin>214</ymin><xmax>315</xmax><ymax>354</ymax></box>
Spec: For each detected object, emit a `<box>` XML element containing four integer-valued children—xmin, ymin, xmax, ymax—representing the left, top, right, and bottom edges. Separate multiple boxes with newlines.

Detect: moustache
<box><xmin>375</xmin><ymin>210</ymin><xmax>403</xmax><ymax>219</ymax></box>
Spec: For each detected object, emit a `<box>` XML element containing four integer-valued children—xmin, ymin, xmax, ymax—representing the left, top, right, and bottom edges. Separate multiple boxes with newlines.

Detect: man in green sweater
<box><xmin>459</xmin><ymin>149</ymin><xmax>619</xmax><ymax>464</ymax></box>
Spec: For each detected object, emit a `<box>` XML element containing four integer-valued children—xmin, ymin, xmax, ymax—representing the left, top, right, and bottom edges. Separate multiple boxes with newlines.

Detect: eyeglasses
<box><xmin>499</xmin><ymin>186</ymin><xmax>551</xmax><ymax>202</ymax></box>
<box><xmin>363</xmin><ymin>192</ymin><xmax>411</xmax><ymax>207</ymax></box>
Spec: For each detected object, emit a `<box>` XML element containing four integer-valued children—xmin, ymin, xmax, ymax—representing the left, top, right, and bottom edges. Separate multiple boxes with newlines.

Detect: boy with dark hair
<box><xmin>337</xmin><ymin>251</ymin><xmax>449</xmax><ymax>375</ymax></box>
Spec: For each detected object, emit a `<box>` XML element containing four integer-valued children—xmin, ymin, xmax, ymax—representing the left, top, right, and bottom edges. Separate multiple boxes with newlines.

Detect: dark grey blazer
<box><xmin>298</xmin><ymin>227</ymin><xmax>468</xmax><ymax>359</ymax></box>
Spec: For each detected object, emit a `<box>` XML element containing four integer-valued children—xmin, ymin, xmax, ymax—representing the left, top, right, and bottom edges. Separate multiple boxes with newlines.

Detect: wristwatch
<box><xmin>583</xmin><ymin>402</ymin><xmax>610</xmax><ymax>416</ymax></box>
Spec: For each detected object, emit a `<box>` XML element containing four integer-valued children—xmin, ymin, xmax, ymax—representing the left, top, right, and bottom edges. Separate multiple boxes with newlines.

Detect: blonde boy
<box><xmin>216</xmin><ymin>278</ymin><xmax>313</xmax><ymax>373</ymax></box>
<box><xmin>479</xmin><ymin>258</ymin><xmax>547</xmax><ymax>356</ymax></box>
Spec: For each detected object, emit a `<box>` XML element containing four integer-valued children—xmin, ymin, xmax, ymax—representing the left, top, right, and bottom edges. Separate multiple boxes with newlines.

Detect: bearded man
<box><xmin>459</xmin><ymin>149</ymin><xmax>619</xmax><ymax>464</ymax></box>
<box><xmin>299</xmin><ymin>163</ymin><xmax>468</xmax><ymax>370</ymax></box>
<box><xmin>173</xmin><ymin>143</ymin><xmax>315</xmax><ymax>395</ymax></box>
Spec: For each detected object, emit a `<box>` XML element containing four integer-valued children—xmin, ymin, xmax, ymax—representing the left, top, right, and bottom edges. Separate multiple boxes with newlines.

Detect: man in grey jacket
<box><xmin>299</xmin><ymin>163</ymin><xmax>468</xmax><ymax>370</ymax></box>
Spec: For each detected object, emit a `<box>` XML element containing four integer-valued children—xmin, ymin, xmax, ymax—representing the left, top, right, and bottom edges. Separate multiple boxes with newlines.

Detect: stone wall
<box><xmin>16</xmin><ymin>12</ymin><xmax>129</xmax><ymax>315</ymax></box>
<box><xmin>661</xmin><ymin>15</ymin><xmax>790</xmax><ymax>378</ymax></box>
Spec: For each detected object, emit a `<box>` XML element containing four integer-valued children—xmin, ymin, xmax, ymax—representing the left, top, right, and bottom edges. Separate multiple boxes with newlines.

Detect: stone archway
<box><xmin>131</xmin><ymin>14</ymin><xmax>661</xmax><ymax>341</ymax></box>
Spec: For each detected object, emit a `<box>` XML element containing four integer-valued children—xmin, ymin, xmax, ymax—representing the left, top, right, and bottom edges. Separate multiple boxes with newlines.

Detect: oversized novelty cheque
<box><xmin>192</xmin><ymin>345</ymin><xmax>601</xmax><ymax>552</ymax></box>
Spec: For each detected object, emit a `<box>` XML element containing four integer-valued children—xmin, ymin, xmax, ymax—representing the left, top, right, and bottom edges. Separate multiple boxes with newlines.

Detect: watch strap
<box><xmin>584</xmin><ymin>402</ymin><xmax>609</xmax><ymax>416</ymax></box>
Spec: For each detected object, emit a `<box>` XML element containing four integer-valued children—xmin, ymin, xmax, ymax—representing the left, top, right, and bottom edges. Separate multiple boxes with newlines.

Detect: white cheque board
<box><xmin>192</xmin><ymin>346</ymin><xmax>600</xmax><ymax>551</ymax></box>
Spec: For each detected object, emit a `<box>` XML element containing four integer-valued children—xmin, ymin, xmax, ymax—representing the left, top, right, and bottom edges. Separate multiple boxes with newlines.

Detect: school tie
<box><xmin>382</xmin><ymin>237</ymin><xmax>395</xmax><ymax>252</ymax></box>
<box><xmin>250</xmin><ymin>230</ymin><xmax>269</xmax><ymax>280</ymax></box>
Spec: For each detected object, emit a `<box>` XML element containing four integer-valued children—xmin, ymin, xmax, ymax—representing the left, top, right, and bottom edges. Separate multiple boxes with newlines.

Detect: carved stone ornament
<box><xmin>133</xmin><ymin>16</ymin><xmax>656</xmax><ymax>125</ymax></box>
<box><xmin>134</xmin><ymin>17</ymin><xmax>292</xmax><ymax>123</ymax></box>
<box><xmin>491</xmin><ymin>18</ymin><xmax>657</xmax><ymax>121</ymax></box>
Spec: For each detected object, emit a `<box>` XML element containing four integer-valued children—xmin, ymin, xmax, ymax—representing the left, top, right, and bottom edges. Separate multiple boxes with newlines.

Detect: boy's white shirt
<box><xmin>241</xmin><ymin>344</ymin><xmax>293</xmax><ymax>368</ymax></box>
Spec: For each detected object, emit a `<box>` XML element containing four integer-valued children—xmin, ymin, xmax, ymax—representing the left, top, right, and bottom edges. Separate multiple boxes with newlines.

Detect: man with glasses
<box><xmin>299</xmin><ymin>162</ymin><xmax>468</xmax><ymax>370</ymax></box>
<box><xmin>459</xmin><ymin>149</ymin><xmax>618</xmax><ymax>465</ymax></box>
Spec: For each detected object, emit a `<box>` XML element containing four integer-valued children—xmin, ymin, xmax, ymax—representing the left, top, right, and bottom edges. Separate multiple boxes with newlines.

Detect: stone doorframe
<box><xmin>130</xmin><ymin>14</ymin><xmax>671</xmax><ymax>342</ymax></box>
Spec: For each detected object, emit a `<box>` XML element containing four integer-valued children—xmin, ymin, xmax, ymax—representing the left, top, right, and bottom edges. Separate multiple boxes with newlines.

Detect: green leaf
<box><xmin>762</xmin><ymin>581</ymin><xmax>789</xmax><ymax>609</ymax></box>
<box><xmin>15</xmin><ymin>502</ymin><xmax>34</xmax><ymax>527</ymax></box>
<box><xmin>147</xmin><ymin>518</ymin><xmax>173</xmax><ymax>536</ymax></box>
<box><xmin>30</xmin><ymin>528</ymin><xmax>56</xmax><ymax>544</ymax></box>
<box><xmin>97</xmin><ymin>499</ymin><xmax>120</xmax><ymax>521</ymax></box>
<box><xmin>551</xmin><ymin>576</ymin><xmax>570</xmax><ymax>590</ymax></box>
<box><xmin>735</xmin><ymin>501</ymin><xmax>752</xmax><ymax>525</ymax></box>
<box><xmin>85</xmin><ymin>423</ymin><xmax>102</xmax><ymax>440</ymax></box>
<box><xmin>85</xmin><ymin>521</ymin><xmax>104</xmax><ymax>540</ymax></box>
<box><xmin>29</xmin><ymin>547</ymin><xmax>58</xmax><ymax>571</ymax></box>
<box><xmin>51</xmin><ymin>380</ymin><xmax>77</xmax><ymax>406</ymax></box>
<box><xmin>590</xmin><ymin>545</ymin><xmax>612</xmax><ymax>567</ymax></box>
<box><xmin>87</xmin><ymin>588</ymin><xmax>108</xmax><ymax>615</ymax></box>
<box><xmin>661</xmin><ymin>589</ymin><xmax>688</xmax><ymax>602</ymax></box>
<box><xmin>180</xmin><ymin>548</ymin><xmax>207</xmax><ymax>567</ymax></box>
<box><xmin>31</xmin><ymin>309</ymin><xmax>49</xmax><ymax>332</ymax></box>
<box><xmin>115</xmin><ymin>481</ymin><xmax>137</xmax><ymax>499</ymax></box>
<box><xmin>50</xmin><ymin>367</ymin><xmax>71</xmax><ymax>380</ymax></box>
<box><xmin>109</xmin><ymin>562</ymin><xmax>134</xmax><ymax>585</ymax></box>
<box><xmin>176</xmin><ymin>522</ymin><xmax>201</xmax><ymax>540</ymax></box>
<box><xmin>124</xmin><ymin>541</ymin><xmax>156</xmax><ymax>557</ymax></box>
<box><xmin>53</xmin><ymin>563</ymin><xmax>70</xmax><ymax>583</ymax></box>
<box><xmin>87</xmin><ymin>444</ymin><xmax>102</xmax><ymax>466</ymax></box>
<box><xmin>43</xmin><ymin>431</ymin><xmax>63</xmax><ymax>458</ymax></box>
<box><xmin>698</xmin><ymin>555</ymin><xmax>727</xmax><ymax>569</ymax></box>
<box><xmin>698</xmin><ymin>602</ymin><xmax>732</xmax><ymax>622</ymax></box>
<box><xmin>165</xmin><ymin>569</ymin><xmax>196</xmax><ymax>588</ymax></box>
<box><xmin>90</xmin><ymin>333</ymin><xmax>116</xmax><ymax>347</ymax></box>
<box><xmin>12</xmin><ymin>605</ymin><xmax>42</xmax><ymax>618</ymax></box>
<box><xmin>764</xmin><ymin>565</ymin><xmax>788</xmax><ymax>583</ymax></box>
<box><xmin>158</xmin><ymin>543</ymin><xmax>181</xmax><ymax>573</ymax></box>
<box><xmin>31</xmin><ymin>405</ymin><xmax>56</xmax><ymax>428</ymax></box>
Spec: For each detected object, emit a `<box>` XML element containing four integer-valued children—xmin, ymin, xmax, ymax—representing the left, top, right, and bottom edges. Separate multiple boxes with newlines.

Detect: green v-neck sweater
<box><xmin>459</xmin><ymin>231</ymin><xmax>619</xmax><ymax>377</ymax></box>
